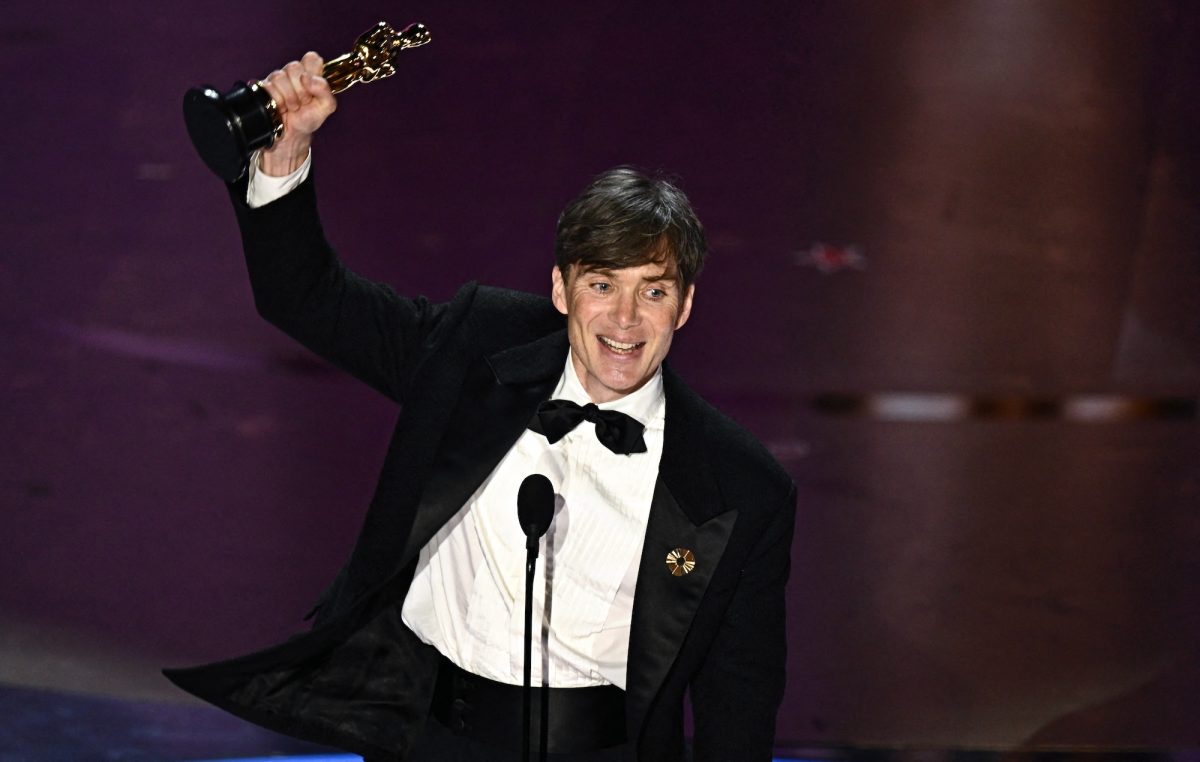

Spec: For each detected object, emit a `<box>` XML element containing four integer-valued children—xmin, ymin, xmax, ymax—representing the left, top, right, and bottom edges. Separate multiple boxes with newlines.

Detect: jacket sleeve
<box><xmin>689</xmin><ymin>483</ymin><xmax>797</xmax><ymax>762</ymax></box>
<box><xmin>228</xmin><ymin>173</ymin><xmax>467</xmax><ymax>403</ymax></box>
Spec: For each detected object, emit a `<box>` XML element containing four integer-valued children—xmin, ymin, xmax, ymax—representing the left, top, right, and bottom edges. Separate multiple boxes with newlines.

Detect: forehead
<box><xmin>572</xmin><ymin>261</ymin><xmax>679</xmax><ymax>282</ymax></box>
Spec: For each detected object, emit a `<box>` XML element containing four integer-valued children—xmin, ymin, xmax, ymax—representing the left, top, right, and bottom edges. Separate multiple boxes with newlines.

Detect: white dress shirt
<box><xmin>402</xmin><ymin>357</ymin><xmax>665</xmax><ymax>689</ymax></box>
<box><xmin>246</xmin><ymin>149</ymin><xmax>312</xmax><ymax>208</ymax></box>
<box><xmin>247</xmin><ymin>158</ymin><xmax>665</xmax><ymax>689</ymax></box>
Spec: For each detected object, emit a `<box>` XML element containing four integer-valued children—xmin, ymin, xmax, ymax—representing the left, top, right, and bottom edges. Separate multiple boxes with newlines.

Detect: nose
<box><xmin>611</xmin><ymin>290</ymin><xmax>640</xmax><ymax>328</ymax></box>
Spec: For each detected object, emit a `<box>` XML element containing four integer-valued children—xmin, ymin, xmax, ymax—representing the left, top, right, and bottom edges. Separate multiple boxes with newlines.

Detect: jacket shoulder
<box><xmin>466</xmin><ymin>285</ymin><xmax>564</xmax><ymax>349</ymax></box>
<box><xmin>704</xmin><ymin>400</ymin><xmax>794</xmax><ymax>501</ymax></box>
<box><xmin>664</xmin><ymin>368</ymin><xmax>794</xmax><ymax>507</ymax></box>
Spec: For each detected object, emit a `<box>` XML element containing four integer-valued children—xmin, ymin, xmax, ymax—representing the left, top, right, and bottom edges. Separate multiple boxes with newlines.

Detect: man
<box><xmin>166</xmin><ymin>53</ymin><xmax>796</xmax><ymax>762</ymax></box>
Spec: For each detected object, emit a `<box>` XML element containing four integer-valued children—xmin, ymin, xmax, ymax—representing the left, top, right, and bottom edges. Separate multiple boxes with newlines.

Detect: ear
<box><xmin>674</xmin><ymin>284</ymin><xmax>695</xmax><ymax>329</ymax></box>
<box><xmin>551</xmin><ymin>265</ymin><xmax>569</xmax><ymax>316</ymax></box>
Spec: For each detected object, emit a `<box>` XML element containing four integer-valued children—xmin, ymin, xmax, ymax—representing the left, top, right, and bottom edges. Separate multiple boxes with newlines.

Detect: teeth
<box><xmin>600</xmin><ymin>337</ymin><xmax>640</xmax><ymax>352</ymax></box>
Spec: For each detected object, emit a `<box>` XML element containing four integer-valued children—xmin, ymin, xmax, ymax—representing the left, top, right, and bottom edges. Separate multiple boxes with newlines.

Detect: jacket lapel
<box><xmin>625</xmin><ymin>366</ymin><xmax>737</xmax><ymax>736</ymax></box>
<box><xmin>399</xmin><ymin>330</ymin><xmax>569</xmax><ymax>564</ymax></box>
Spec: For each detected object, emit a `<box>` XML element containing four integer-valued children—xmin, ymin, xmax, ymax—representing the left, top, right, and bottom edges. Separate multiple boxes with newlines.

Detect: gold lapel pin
<box><xmin>665</xmin><ymin>548</ymin><xmax>696</xmax><ymax>576</ymax></box>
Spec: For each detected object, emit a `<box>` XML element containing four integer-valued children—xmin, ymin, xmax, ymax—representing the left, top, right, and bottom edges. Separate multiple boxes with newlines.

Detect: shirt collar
<box><xmin>553</xmin><ymin>351</ymin><xmax>666</xmax><ymax>427</ymax></box>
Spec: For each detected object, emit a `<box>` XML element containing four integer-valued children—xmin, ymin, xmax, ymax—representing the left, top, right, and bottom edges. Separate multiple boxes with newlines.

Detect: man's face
<box><xmin>551</xmin><ymin>260</ymin><xmax>694</xmax><ymax>404</ymax></box>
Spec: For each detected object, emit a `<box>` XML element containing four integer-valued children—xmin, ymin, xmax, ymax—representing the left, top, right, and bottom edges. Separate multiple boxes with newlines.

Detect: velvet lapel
<box><xmin>624</xmin><ymin>366</ymin><xmax>737</xmax><ymax>738</ymax></box>
<box><xmin>398</xmin><ymin>330</ymin><xmax>569</xmax><ymax>565</ymax></box>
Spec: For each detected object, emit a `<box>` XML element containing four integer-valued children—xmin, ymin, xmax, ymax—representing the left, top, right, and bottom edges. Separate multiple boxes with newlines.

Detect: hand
<box><xmin>257</xmin><ymin>52</ymin><xmax>337</xmax><ymax>176</ymax></box>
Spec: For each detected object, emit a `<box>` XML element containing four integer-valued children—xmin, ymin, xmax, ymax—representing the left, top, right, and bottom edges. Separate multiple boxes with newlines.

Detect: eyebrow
<box><xmin>585</xmin><ymin>267</ymin><xmax>676</xmax><ymax>281</ymax></box>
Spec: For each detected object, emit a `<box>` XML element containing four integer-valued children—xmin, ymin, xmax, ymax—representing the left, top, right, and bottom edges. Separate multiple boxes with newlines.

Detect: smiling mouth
<box><xmin>598</xmin><ymin>336</ymin><xmax>644</xmax><ymax>354</ymax></box>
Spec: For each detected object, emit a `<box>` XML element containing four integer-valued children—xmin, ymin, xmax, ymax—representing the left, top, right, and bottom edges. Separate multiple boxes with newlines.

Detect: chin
<box><xmin>604</xmin><ymin>372</ymin><xmax>648</xmax><ymax>395</ymax></box>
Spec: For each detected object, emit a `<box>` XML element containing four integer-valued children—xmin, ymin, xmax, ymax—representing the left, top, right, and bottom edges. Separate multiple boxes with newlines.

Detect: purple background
<box><xmin>2</xmin><ymin>0</ymin><xmax>1199</xmax><ymax>751</ymax></box>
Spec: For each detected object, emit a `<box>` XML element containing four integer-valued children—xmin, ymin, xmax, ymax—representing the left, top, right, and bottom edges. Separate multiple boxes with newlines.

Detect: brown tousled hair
<box><xmin>555</xmin><ymin>167</ymin><xmax>708</xmax><ymax>288</ymax></box>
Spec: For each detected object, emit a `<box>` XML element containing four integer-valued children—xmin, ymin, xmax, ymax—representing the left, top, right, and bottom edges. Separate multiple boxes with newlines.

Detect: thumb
<box><xmin>304</xmin><ymin>73</ymin><xmax>336</xmax><ymax>110</ymax></box>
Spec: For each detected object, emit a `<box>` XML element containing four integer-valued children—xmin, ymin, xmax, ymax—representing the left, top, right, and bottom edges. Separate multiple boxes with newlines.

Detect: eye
<box><xmin>646</xmin><ymin>287</ymin><xmax>668</xmax><ymax>300</ymax></box>
<box><xmin>590</xmin><ymin>281</ymin><xmax>611</xmax><ymax>293</ymax></box>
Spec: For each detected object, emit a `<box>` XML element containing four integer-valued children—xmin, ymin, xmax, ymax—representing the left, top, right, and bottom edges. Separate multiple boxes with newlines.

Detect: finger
<box><xmin>300</xmin><ymin>51</ymin><xmax>324</xmax><ymax>77</ymax></box>
<box><xmin>280</xmin><ymin>60</ymin><xmax>309</xmax><ymax>112</ymax></box>
<box><xmin>258</xmin><ymin>69</ymin><xmax>286</xmax><ymax>112</ymax></box>
<box><xmin>261</xmin><ymin>66</ymin><xmax>301</xmax><ymax>116</ymax></box>
<box><xmin>299</xmin><ymin>52</ymin><xmax>333</xmax><ymax>110</ymax></box>
<box><xmin>303</xmin><ymin>73</ymin><xmax>336</xmax><ymax>113</ymax></box>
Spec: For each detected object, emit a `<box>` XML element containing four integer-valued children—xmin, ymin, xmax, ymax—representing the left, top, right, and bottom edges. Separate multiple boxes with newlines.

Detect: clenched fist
<box><xmin>257</xmin><ymin>51</ymin><xmax>338</xmax><ymax>176</ymax></box>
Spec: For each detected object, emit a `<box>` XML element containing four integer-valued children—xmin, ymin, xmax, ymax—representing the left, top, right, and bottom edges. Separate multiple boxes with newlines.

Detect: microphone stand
<box><xmin>523</xmin><ymin>530</ymin><xmax>539</xmax><ymax>762</ymax></box>
<box><xmin>517</xmin><ymin>473</ymin><xmax>554</xmax><ymax>762</ymax></box>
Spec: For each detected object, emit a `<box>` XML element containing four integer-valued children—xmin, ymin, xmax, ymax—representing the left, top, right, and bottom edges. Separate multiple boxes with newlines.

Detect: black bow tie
<box><xmin>528</xmin><ymin>399</ymin><xmax>648</xmax><ymax>455</ymax></box>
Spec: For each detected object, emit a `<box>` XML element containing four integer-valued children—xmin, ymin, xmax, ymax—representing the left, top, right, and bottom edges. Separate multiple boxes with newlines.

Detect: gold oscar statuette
<box><xmin>183</xmin><ymin>21</ymin><xmax>431</xmax><ymax>182</ymax></box>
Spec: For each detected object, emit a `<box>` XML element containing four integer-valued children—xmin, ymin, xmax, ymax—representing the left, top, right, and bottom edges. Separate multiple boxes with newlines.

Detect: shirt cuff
<box><xmin>246</xmin><ymin>149</ymin><xmax>312</xmax><ymax>208</ymax></box>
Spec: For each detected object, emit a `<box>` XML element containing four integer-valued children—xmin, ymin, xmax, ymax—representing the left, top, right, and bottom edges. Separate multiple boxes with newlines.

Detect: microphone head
<box><xmin>517</xmin><ymin>474</ymin><xmax>556</xmax><ymax>538</ymax></box>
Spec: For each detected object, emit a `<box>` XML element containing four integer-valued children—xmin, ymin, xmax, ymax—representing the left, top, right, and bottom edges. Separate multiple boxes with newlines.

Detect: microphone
<box><xmin>517</xmin><ymin>473</ymin><xmax>555</xmax><ymax>762</ymax></box>
<box><xmin>517</xmin><ymin>473</ymin><xmax>555</xmax><ymax>554</ymax></box>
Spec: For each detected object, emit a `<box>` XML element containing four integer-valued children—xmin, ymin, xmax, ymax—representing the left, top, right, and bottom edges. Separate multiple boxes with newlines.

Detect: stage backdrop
<box><xmin>1</xmin><ymin>0</ymin><xmax>1198</xmax><ymax>750</ymax></box>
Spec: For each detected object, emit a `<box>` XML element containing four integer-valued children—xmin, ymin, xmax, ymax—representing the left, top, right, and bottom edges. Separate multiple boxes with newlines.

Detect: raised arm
<box><xmin>229</xmin><ymin>53</ymin><xmax>465</xmax><ymax>404</ymax></box>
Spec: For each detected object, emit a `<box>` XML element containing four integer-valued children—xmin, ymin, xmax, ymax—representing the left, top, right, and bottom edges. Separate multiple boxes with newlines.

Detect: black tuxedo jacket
<box><xmin>165</xmin><ymin>177</ymin><xmax>796</xmax><ymax>762</ymax></box>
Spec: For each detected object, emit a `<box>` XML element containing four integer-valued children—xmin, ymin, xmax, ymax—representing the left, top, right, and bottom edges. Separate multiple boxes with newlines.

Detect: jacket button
<box><xmin>450</xmin><ymin>697</ymin><xmax>469</xmax><ymax>732</ymax></box>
